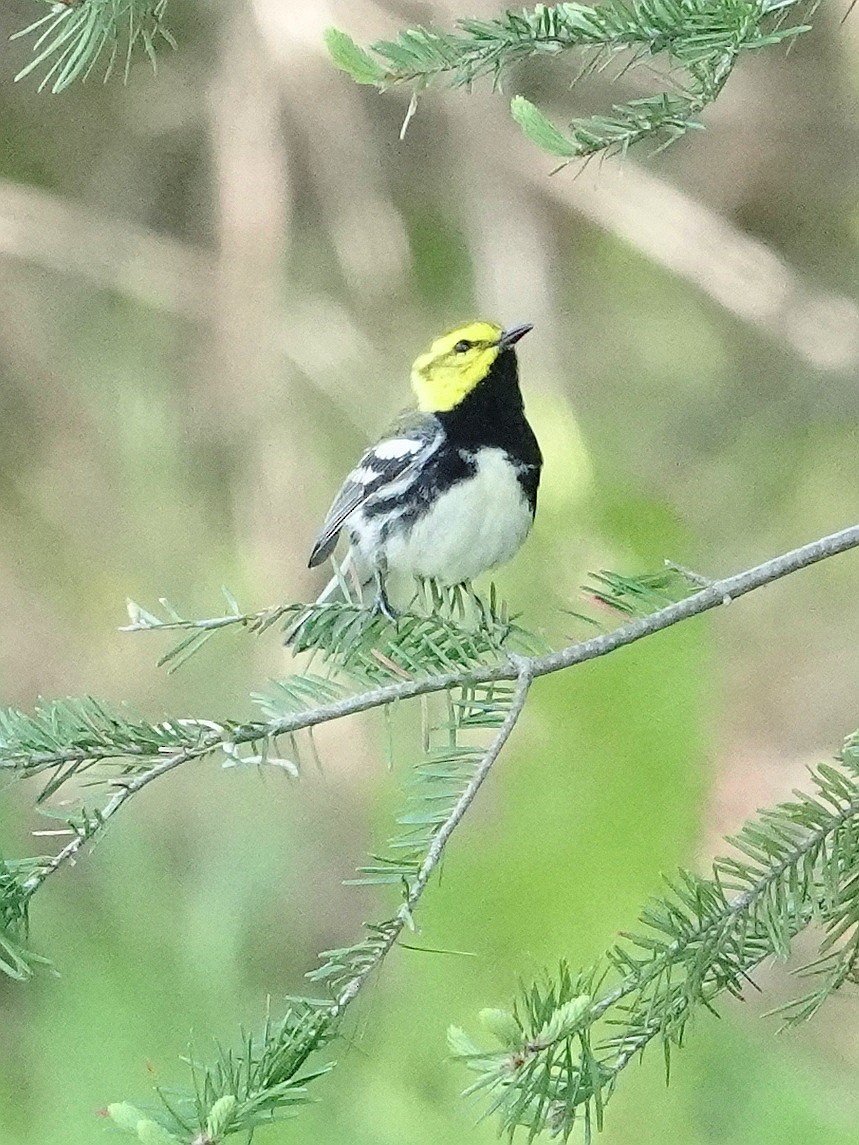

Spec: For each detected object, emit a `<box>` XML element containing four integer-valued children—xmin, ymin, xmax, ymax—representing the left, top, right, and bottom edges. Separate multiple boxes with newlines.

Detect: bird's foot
<box><xmin>371</xmin><ymin>579</ymin><xmax>399</xmax><ymax>624</ymax></box>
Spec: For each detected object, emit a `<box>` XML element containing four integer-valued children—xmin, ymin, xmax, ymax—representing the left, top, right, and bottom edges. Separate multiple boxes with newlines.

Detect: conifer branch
<box><xmin>133</xmin><ymin>519</ymin><xmax>859</xmax><ymax>739</ymax></box>
<box><xmin>19</xmin><ymin>746</ymin><xmax>201</xmax><ymax>897</ymax></box>
<box><xmin>452</xmin><ymin>742</ymin><xmax>859</xmax><ymax>1140</ymax></box>
<box><xmin>103</xmin><ymin>661</ymin><xmax>533</xmax><ymax>1141</ymax></box>
<box><xmin>3</xmin><ymin>522</ymin><xmax>859</xmax><ymax>1138</ymax></box>
<box><xmin>3</xmin><ymin>523</ymin><xmax>859</xmax><ymax>906</ymax></box>
<box><xmin>0</xmin><ymin>856</ymin><xmax>53</xmax><ymax>980</ymax></box>
<box><xmin>11</xmin><ymin>0</ymin><xmax>174</xmax><ymax>94</ymax></box>
<box><xmin>330</xmin><ymin>662</ymin><xmax>533</xmax><ymax>1017</ymax></box>
<box><xmin>326</xmin><ymin>1</ymin><xmax>812</xmax><ymax>161</ymax></box>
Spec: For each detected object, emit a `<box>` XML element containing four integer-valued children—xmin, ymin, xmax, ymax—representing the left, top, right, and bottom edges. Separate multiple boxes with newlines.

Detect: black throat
<box><xmin>436</xmin><ymin>348</ymin><xmax>542</xmax><ymax>468</ymax></box>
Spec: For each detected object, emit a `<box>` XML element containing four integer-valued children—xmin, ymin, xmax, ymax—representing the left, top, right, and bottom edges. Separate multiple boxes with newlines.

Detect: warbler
<box><xmin>304</xmin><ymin>320</ymin><xmax>541</xmax><ymax>620</ymax></box>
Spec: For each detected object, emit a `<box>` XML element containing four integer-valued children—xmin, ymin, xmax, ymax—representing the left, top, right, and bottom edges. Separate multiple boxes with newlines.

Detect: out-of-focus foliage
<box><xmin>1</xmin><ymin>0</ymin><xmax>859</xmax><ymax>1142</ymax></box>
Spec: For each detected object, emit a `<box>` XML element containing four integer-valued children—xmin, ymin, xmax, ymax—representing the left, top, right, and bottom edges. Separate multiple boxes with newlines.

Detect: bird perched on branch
<box><xmin>300</xmin><ymin>319</ymin><xmax>542</xmax><ymax>623</ymax></box>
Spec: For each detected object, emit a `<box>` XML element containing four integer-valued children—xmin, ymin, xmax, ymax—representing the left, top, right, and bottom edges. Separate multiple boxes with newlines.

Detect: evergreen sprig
<box><xmin>453</xmin><ymin>740</ymin><xmax>859</xmax><ymax>1141</ymax></box>
<box><xmin>310</xmin><ymin>680</ymin><xmax>518</xmax><ymax>988</ymax></box>
<box><xmin>11</xmin><ymin>0</ymin><xmax>174</xmax><ymax>94</ymax></box>
<box><xmin>0</xmin><ymin>578</ymin><xmax>533</xmax><ymax>1138</ymax></box>
<box><xmin>123</xmin><ymin>591</ymin><xmax>300</xmax><ymax>673</ymax></box>
<box><xmin>326</xmin><ymin>0</ymin><xmax>811</xmax><ymax>161</ymax></box>
<box><xmin>100</xmin><ymin>599</ymin><xmax>532</xmax><ymax>1142</ymax></box>
<box><xmin>125</xmin><ymin>579</ymin><xmax>542</xmax><ymax>681</ymax></box>
<box><xmin>285</xmin><ymin>579</ymin><xmax>544</xmax><ymax>685</ymax></box>
<box><xmin>0</xmin><ymin>696</ymin><xmax>217</xmax><ymax>793</ymax></box>
<box><xmin>0</xmin><ymin>856</ymin><xmax>52</xmax><ymax>980</ymax></box>
<box><xmin>579</xmin><ymin>566</ymin><xmax>692</xmax><ymax>615</ymax></box>
<box><xmin>0</xmin><ymin>580</ymin><xmax>536</xmax><ymax>935</ymax></box>
<box><xmin>106</xmin><ymin>998</ymin><xmax>335</xmax><ymax>1142</ymax></box>
<box><xmin>4</xmin><ymin>523</ymin><xmax>859</xmax><ymax>1140</ymax></box>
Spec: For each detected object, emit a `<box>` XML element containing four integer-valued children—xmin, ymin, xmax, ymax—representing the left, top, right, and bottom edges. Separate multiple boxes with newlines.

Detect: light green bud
<box><xmin>535</xmin><ymin>995</ymin><xmax>592</xmax><ymax>1045</ymax></box>
<box><xmin>206</xmin><ymin>1094</ymin><xmax>238</xmax><ymax>1138</ymax></box>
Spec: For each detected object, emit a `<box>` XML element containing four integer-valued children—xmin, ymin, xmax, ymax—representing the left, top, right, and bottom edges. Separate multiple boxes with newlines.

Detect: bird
<box><xmin>299</xmin><ymin>319</ymin><xmax>542</xmax><ymax>626</ymax></box>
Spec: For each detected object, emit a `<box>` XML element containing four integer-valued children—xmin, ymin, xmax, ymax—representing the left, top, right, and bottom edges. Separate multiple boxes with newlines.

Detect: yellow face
<box><xmin>410</xmin><ymin>320</ymin><xmax>505</xmax><ymax>413</ymax></box>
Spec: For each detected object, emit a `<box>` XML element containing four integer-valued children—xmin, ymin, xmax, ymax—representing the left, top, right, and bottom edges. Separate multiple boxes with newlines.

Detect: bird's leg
<box><xmin>408</xmin><ymin>575</ymin><xmax>426</xmax><ymax>612</ymax></box>
<box><xmin>372</xmin><ymin>567</ymin><xmax>399</xmax><ymax>623</ymax></box>
<box><xmin>464</xmin><ymin>580</ymin><xmax>489</xmax><ymax>626</ymax></box>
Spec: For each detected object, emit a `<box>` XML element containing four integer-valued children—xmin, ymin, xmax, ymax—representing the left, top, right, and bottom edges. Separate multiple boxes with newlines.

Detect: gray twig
<box><xmin>330</xmin><ymin>663</ymin><xmax>533</xmax><ymax>1018</ymax></box>
<box><xmin>22</xmin><ymin>522</ymin><xmax>859</xmax><ymax>896</ymax></box>
<box><xmin>21</xmin><ymin>749</ymin><xmax>199</xmax><ymax>895</ymax></box>
<box><xmin>251</xmin><ymin>521</ymin><xmax>859</xmax><ymax>735</ymax></box>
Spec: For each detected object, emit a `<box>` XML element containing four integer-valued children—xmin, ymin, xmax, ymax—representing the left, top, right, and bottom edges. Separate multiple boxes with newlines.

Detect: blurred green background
<box><xmin>1</xmin><ymin>1</ymin><xmax>859</xmax><ymax>1142</ymax></box>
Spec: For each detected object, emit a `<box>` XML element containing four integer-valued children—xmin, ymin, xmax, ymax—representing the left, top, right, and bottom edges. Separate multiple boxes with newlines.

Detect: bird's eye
<box><xmin>454</xmin><ymin>339</ymin><xmax>472</xmax><ymax>353</ymax></box>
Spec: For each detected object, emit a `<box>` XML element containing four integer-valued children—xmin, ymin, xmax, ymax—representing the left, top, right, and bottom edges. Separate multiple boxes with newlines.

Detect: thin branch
<box><xmin>596</xmin><ymin>788</ymin><xmax>859</xmax><ymax>1073</ymax></box>
<box><xmin>14</xmin><ymin>521</ymin><xmax>859</xmax><ymax>893</ymax></box>
<box><xmin>22</xmin><ymin>522</ymin><xmax>859</xmax><ymax>1140</ymax></box>
<box><xmin>330</xmin><ymin>662</ymin><xmax>533</xmax><ymax>1018</ymax></box>
<box><xmin>326</xmin><ymin>1</ymin><xmax>810</xmax><ymax>160</ymax></box>
<box><xmin>236</xmin><ymin>520</ymin><xmax>859</xmax><ymax>735</ymax></box>
<box><xmin>454</xmin><ymin>750</ymin><xmax>859</xmax><ymax>1140</ymax></box>
<box><xmin>159</xmin><ymin>666</ymin><xmax>535</xmax><ymax>1140</ymax></box>
<box><xmin>95</xmin><ymin>666</ymin><xmax>533</xmax><ymax>1139</ymax></box>
<box><xmin>19</xmin><ymin>746</ymin><xmax>201</xmax><ymax>897</ymax></box>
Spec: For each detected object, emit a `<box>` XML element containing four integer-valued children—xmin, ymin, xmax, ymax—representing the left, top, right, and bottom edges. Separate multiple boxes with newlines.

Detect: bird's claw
<box><xmin>372</xmin><ymin>591</ymin><xmax>399</xmax><ymax>624</ymax></box>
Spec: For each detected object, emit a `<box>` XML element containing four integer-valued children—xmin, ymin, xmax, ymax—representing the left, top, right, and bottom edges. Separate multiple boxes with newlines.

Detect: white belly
<box><xmin>384</xmin><ymin>448</ymin><xmax>534</xmax><ymax>583</ymax></box>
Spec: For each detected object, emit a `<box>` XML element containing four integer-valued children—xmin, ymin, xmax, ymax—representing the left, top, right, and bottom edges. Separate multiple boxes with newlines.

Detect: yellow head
<box><xmin>410</xmin><ymin>320</ymin><xmax>532</xmax><ymax>413</ymax></box>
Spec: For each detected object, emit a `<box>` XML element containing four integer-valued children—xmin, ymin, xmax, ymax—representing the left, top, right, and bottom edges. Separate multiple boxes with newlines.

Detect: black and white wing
<box><xmin>308</xmin><ymin>416</ymin><xmax>440</xmax><ymax>568</ymax></box>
